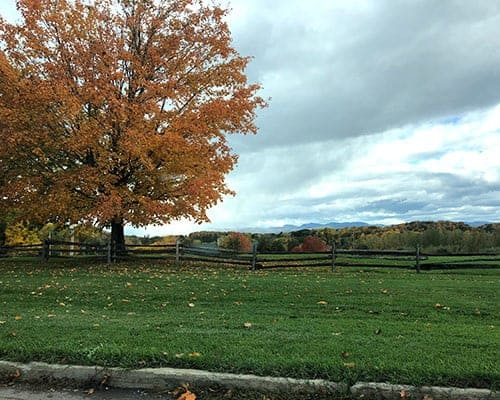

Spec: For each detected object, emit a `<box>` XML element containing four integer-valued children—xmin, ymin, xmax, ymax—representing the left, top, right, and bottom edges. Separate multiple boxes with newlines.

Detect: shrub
<box><xmin>300</xmin><ymin>236</ymin><xmax>330</xmax><ymax>252</ymax></box>
<box><xmin>219</xmin><ymin>232</ymin><xmax>253</xmax><ymax>252</ymax></box>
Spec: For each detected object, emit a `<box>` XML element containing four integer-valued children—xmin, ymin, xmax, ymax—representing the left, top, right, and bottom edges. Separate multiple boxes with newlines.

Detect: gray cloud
<box><xmin>230</xmin><ymin>0</ymin><xmax>500</xmax><ymax>151</ymax></box>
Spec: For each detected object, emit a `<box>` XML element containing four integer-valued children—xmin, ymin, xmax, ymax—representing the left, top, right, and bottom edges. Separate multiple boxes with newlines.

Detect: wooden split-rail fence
<box><xmin>1</xmin><ymin>240</ymin><xmax>499</xmax><ymax>272</ymax></box>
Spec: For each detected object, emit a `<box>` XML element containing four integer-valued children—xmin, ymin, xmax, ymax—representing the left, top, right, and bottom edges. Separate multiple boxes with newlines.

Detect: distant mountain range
<box><xmin>467</xmin><ymin>221</ymin><xmax>493</xmax><ymax>227</ymax></box>
<box><xmin>239</xmin><ymin>221</ymin><xmax>371</xmax><ymax>234</ymax></box>
<box><xmin>238</xmin><ymin>220</ymin><xmax>494</xmax><ymax>234</ymax></box>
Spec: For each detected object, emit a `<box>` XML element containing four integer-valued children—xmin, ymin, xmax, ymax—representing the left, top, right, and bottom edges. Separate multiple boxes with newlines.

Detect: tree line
<box><xmin>189</xmin><ymin>221</ymin><xmax>500</xmax><ymax>254</ymax></box>
<box><xmin>2</xmin><ymin>220</ymin><xmax>499</xmax><ymax>255</ymax></box>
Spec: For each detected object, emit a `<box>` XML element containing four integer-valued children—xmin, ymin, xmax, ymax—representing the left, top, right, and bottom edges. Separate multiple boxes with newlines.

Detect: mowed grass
<box><xmin>0</xmin><ymin>259</ymin><xmax>498</xmax><ymax>389</ymax></box>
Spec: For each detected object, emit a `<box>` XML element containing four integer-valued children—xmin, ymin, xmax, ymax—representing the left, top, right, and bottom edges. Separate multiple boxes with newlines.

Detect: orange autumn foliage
<box><xmin>292</xmin><ymin>236</ymin><xmax>330</xmax><ymax>252</ymax></box>
<box><xmin>0</xmin><ymin>0</ymin><xmax>265</xmax><ymax>233</ymax></box>
<box><xmin>219</xmin><ymin>231</ymin><xmax>253</xmax><ymax>252</ymax></box>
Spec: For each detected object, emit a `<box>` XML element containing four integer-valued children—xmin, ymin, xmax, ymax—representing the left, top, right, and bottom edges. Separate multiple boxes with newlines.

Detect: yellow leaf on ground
<box><xmin>317</xmin><ymin>301</ymin><xmax>328</xmax><ymax>305</ymax></box>
<box><xmin>14</xmin><ymin>315</ymin><xmax>22</xmax><ymax>321</ymax></box>
<box><xmin>243</xmin><ymin>322</ymin><xmax>252</xmax><ymax>328</ymax></box>
<box><xmin>188</xmin><ymin>352</ymin><xmax>201</xmax><ymax>358</ymax></box>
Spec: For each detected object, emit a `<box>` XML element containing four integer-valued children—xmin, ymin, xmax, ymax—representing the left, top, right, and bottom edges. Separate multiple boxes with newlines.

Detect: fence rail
<box><xmin>1</xmin><ymin>240</ymin><xmax>499</xmax><ymax>272</ymax></box>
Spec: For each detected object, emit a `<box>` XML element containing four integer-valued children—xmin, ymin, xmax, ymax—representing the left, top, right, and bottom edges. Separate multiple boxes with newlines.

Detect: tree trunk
<box><xmin>0</xmin><ymin>220</ymin><xmax>6</xmax><ymax>246</ymax></box>
<box><xmin>0</xmin><ymin>220</ymin><xmax>6</xmax><ymax>256</ymax></box>
<box><xmin>111</xmin><ymin>218</ymin><xmax>126</xmax><ymax>255</ymax></box>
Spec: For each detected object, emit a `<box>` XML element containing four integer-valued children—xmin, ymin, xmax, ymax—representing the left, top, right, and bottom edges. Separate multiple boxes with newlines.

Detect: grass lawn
<box><xmin>0</xmin><ymin>259</ymin><xmax>498</xmax><ymax>390</ymax></box>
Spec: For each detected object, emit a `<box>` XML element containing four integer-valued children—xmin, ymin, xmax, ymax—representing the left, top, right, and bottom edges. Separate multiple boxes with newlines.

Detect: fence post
<box><xmin>42</xmin><ymin>239</ymin><xmax>49</xmax><ymax>261</ymax></box>
<box><xmin>107</xmin><ymin>240</ymin><xmax>112</xmax><ymax>264</ymax></box>
<box><xmin>415</xmin><ymin>244</ymin><xmax>421</xmax><ymax>273</ymax></box>
<box><xmin>331</xmin><ymin>241</ymin><xmax>336</xmax><ymax>272</ymax></box>
<box><xmin>69</xmin><ymin>229</ymin><xmax>75</xmax><ymax>257</ymax></box>
<box><xmin>175</xmin><ymin>238</ymin><xmax>181</xmax><ymax>265</ymax></box>
<box><xmin>251</xmin><ymin>243</ymin><xmax>257</xmax><ymax>271</ymax></box>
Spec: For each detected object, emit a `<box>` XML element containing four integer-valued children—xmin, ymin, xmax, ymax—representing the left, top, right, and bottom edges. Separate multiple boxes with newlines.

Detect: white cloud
<box><xmin>131</xmin><ymin>103</ymin><xmax>499</xmax><ymax>235</ymax></box>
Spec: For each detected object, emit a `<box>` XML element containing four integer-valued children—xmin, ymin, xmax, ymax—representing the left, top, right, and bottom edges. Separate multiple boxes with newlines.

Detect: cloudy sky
<box><xmin>1</xmin><ymin>0</ymin><xmax>499</xmax><ymax>235</ymax></box>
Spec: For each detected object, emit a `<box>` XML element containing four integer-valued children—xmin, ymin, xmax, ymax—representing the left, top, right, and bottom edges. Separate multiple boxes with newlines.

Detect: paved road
<box><xmin>0</xmin><ymin>384</ymin><xmax>175</xmax><ymax>399</ymax></box>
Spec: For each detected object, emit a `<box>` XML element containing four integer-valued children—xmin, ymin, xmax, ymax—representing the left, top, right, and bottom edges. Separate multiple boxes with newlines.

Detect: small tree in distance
<box><xmin>292</xmin><ymin>236</ymin><xmax>330</xmax><ymax>252</ymax></box>
<box><xmin>0</xmin><ymin>0</ymin><xmax>266</xmax><ymax>250</ymax></box>
<box><xmin>219</xmin><ymin>232</ymin><xmax>253</xmax><ymax>253</ymax></box>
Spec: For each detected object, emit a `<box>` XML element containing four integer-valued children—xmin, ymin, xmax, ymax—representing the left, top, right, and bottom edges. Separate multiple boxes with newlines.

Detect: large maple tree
<box><xmin>0</xmin><ymin>0</ymin><xmax>265</xmax><ymax>248</ymax></box>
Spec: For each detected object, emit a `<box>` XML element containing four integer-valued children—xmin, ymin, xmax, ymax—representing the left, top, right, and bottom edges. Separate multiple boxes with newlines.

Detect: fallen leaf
<box><xmin>341</xmin><ymin>351</ymin><xmax>350</xmax><ymax>358</ymax></box>
<box><xmin>47</xmin><ymin>314</ymin><xmax>56</xmax><ymax>318</ymax></box>
<box><xmin>86</xmin><ymin>388</ymin><xmax>95</xmax><ymax>395</ymax></box>
<box><xmin>59</xmin><ymin>302</ymin><xmax>66</xmax><ymax>307</ymax></box>
<box><xmin>10</xmin><ymin>369</ymin><xmax>21</xmax><ymax>379</ymax></box>
<box><xmin>317</xmin><ymin>301</ymin><xmax>328</xmax><ymax>305</ymax></box>
<box><xmin>434</xmin><ymin>303</ymin><xmax>442</xmax><ymax>309</ymax></box>
<box><xmin>381</xmin><ymin>289</ymin><xmax>389</xmax><ymax>294</ymax></box>
<box><xmin>178</xmin><ymin>390</ymin><xmax>196</xmax><ymax>400</ymax></box>
<box><xmin>14</xmin><ymin>316</ymin><xmax>22</xmax><ymax>321</ymax></box>
<box><xmin>100</xmin><ymin>374</ymin><xmax>110</xmax><ymax>386</ymax></box>
<box><xmin>375</xmin><ymin>328</ymin><xmax>382</xmax><ymax>335</ymax></box>
<box><xmin>0</xmin><ymin>321</ymin><xmax>6</xmax><ymax>324</ymax></box>
<box><xmin>400</xmin><ymin>389</ymin><xmax>408</xmax><ymax>399</ymax></box>
<box><xmin>177</xmin><ymin>384</ymin><xmax>197</xmax><ymax>400</ymax></box>
<box><xmin>175</xmin><ymin>353</ymin><xmax>184</xmax><ymax>359</ymax></box>
<box><xmin>243</xmin><ymin>322</ymin><xmax>252</xmax><ymax>328</ymax></box>
<box><xmin>343</xmin><ymin>362</ymin><xmax>355</xmax><ymax>368</ymax></box>
<box><xmin>188</xmin><ymin>303</ymin><xmax>195</xmax><ymax>308</ymax></box>
<box><xmin>188</xmin><ymin>352</ymin><xmax>201</xmax><ymax>358</ymax></box>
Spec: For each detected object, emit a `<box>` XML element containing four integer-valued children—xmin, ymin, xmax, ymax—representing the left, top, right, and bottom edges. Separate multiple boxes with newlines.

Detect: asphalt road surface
<box><xmin>0</xmin><ymin>384</ymin><xmax>176</xmax><ymax>399</ymax></box>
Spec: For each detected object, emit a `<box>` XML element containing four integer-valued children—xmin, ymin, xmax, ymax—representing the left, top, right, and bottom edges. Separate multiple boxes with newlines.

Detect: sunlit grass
<box><xmin>0</xmin><ymin>259</ymin><xmax>498</xmax><ymax>389</ymax></box>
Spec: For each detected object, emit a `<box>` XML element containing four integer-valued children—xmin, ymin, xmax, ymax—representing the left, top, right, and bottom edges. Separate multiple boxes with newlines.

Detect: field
<box><xmin>0</xmin><ymin>258</ymin><xmax>498</xmax><ymax>390</ymax></box>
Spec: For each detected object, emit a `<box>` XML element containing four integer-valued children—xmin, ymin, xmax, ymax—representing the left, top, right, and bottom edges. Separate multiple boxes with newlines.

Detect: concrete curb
<box><xmin>0</xmin><ymin>361</ymin><xmax>346</xmax><ymax>396</ymax></box>
<box><xmin>0</xmin><ymin>361</ymin><xmax>498</xmax><ymax>399</ymax></box>
<box><xmin>350</xmin><ymin>382</ymin><xmax>499</xmax><ymax>400</ymax></box>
